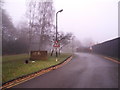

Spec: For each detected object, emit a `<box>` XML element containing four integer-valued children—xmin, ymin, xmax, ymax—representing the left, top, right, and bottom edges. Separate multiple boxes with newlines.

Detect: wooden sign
<box><xmin>30</xmin><ymin>51</ymin><xmax>47</xmax><ymax>60</ymax></box>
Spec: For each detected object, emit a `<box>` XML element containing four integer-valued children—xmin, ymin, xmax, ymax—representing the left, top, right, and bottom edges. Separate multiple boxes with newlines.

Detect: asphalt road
<box><xmin>13</xmin><ymin>53</ymin><xmax>118</xmax><ymax>88</ymax></box>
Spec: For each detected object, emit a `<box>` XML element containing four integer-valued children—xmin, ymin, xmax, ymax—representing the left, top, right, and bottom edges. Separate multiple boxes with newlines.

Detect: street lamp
<box><xmin>55</xmin><ymin>9</ymin><xmax>63</xmax><ymax>60</ymax></box>
<box><xmin>56</xmin><ymin>9</ymin><xmax>63</xmax><ymax>41</ymax></box>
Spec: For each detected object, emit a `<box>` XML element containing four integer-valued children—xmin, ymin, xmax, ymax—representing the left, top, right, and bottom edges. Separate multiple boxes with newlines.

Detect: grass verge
<box><xmin>2</xmin><ymin>53</ymin><xmax>71</xmax><ymax>83</ymax></box>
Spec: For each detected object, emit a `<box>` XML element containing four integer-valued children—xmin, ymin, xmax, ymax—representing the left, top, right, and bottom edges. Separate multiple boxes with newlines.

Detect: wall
<box><xmin>92</xmin><ymin>37</ymin><xmax>119</xmax><ymax>59</ymax></box>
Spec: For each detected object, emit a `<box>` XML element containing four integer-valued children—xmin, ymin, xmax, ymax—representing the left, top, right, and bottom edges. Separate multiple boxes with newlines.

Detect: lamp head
<box><xmin>59</xmin><ymin>9</ymin><xmax>63</xmax><ymax>12</ymax></box>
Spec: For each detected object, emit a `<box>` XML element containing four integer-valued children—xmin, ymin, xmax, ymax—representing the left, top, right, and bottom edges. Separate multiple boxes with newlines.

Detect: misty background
<box><xmin>1</xmin><ymin>0</ymin><xmax>119</xmax><ymax>54</ymax></box>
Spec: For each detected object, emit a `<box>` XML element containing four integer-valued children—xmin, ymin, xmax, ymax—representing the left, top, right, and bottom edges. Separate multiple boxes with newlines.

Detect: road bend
<box><xmin>13</xmin><ymin>53</ymin><xmax>118</xmax><ymax>88</ymax></box>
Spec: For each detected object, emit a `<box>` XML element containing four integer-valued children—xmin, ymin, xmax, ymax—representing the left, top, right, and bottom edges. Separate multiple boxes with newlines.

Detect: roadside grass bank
<box><xmin>2</xmin><ymin>53</ymin><xmax>71</xmax><ymax>83</ymax></box>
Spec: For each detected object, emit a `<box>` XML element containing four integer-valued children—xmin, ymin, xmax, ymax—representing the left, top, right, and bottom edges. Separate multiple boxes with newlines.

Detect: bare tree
<box><xmin>50</xmin><ymin>31</ymin><xmax>73</xmax><ymax>56</ymax></box>
<box><xmin>82</xmin><ymin>38</ymin><xmax>95</xmax><ymax>47</ymax></box>
<box><xmin>26</xmin><ymin>0</ymin><xmax>55</xmax><ymax>52</ymax></box>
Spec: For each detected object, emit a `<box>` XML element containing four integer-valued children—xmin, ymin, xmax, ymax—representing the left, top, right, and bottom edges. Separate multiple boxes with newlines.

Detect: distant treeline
<box><xmin>92</xmin><ymin>37</ymin><xmax>119</xmax><ymax>59</ymax></box>
<box><xmin>76</xmin><ymin>46</ymin><xmax>91</xmax><ymax>53</ymax></box>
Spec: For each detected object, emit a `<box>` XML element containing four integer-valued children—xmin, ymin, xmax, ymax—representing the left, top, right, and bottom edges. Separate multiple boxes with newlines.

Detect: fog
<box><xmin>4</xmin><ymin>0</ymin><xmax>119</xmax><ymax>44</ymax></box>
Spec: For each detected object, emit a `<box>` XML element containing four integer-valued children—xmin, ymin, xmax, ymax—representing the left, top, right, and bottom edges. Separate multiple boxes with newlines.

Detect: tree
<box><xmin>50</xmin><ymin>31</ymin><xmax>73</xmax><ymax>56</ymax></box>
<box><xmin>2</xmin><ymin>9</ymin><xmax>17</xmax><ymax>41</ymax></box>
<box><xmin>82</xmin><ymin>38</ymin><xmax>95</xmax><ymax>47</ymax></box>
<box><xmin>2</xmin><ymin>5</ymin><xmax>29</xmax><ymax>54</ymax></box>
<box><xmin>26</xmin><ymin>0</ymin><xmax>55</xmax><ymax>52</ymax></box>
<box><xmin>2</xmin><ymin>9</ymin><xmax>18</xmax><ymax>54</ymax></box>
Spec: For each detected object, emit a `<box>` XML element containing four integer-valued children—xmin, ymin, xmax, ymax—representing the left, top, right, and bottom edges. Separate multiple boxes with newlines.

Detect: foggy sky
<box><xmin>3</xmin><ymin>0</ymin><xmax>119</xmax><ymax>44</ymax></box>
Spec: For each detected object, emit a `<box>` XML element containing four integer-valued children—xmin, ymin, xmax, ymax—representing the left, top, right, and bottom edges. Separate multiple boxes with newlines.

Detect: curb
<box><xmin>92</xmin><ymin>53</ymin><xmax>120</xmax><ymax>64</ymax></box>
<box><xmin>103</xmin><ymin>56</ymin><xmax>120</xmax><ymax>64</ymax></box>
<box><xmin>1</xmin><ymin>55</ymin><xmax>73</xmax><ymax>89</ymax></box>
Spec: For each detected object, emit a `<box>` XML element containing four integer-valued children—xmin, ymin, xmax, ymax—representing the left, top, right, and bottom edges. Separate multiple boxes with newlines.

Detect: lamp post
<box><xmin>55</xmin><ymin>9</ymin><xmax>63</xmax><ymax>61</ymax></box>
<box><xmin>72</xmin><ymin>37</ymin><xmax>74</xmax><ymax>55</ymax></box>
<box><xmin>56</xmin><ymin>9</ymin><xmax>63</xmax><ymax>41</ymax></box>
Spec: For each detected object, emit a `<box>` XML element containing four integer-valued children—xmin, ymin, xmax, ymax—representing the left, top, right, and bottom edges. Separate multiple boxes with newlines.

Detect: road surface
<box><xmin>13</xmin><ymin>53</ymin><xmax>118</xmax><ymax>88</ymax></box>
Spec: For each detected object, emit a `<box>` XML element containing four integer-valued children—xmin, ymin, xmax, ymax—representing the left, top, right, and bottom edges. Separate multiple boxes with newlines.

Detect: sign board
<box><xmin>53</xmin><ymin>44</ymin><xmax>60</xmax><ymax>47</ymax></box>
<box><xmin>53</xmin><ymin>41</ymin><xmax>60</xmax><ymax>47</ymax></box>
<box><xmin>30</xmin><ymin>51</ymin><xmax>47</xmax><ymax>60</ymax></box>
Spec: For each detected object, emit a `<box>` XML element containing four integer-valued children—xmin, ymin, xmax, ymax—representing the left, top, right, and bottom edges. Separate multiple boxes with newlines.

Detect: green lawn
<box><xmin>2</xmin><ymin>53</ymin><xmax>71</xmax><ymax>83</ymax></box>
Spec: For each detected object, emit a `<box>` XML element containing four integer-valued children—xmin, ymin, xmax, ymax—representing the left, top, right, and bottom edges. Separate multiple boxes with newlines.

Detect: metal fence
<box><xmin>92</xmin><ymin>37</ymin><xmax>119</xmax><ymax>59</ymax></box>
